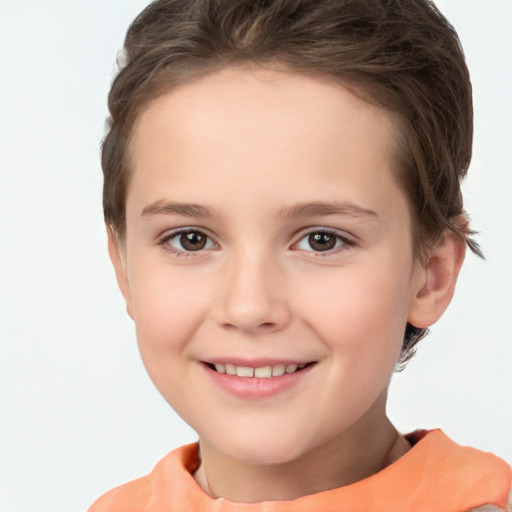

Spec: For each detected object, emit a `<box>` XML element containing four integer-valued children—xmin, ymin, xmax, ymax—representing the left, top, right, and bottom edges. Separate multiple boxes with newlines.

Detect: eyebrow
<box><xmin>140</xmin><ymin>200</ymin><xmax>379</xmax><ymax>220</ymax></box>
<box><xmin>141</xmin><ymin>201</ymin><xmax>221</xmax><ymax>219</ymax></box>
<box><xmin>278</xmin><ymin>201</ymin><xmax>379</xmax><ymax>220</ymax></box>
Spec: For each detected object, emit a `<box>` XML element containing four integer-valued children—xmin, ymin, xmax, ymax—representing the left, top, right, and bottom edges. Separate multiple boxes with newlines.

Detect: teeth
<box><xmin>236</xmin><ymin>366</ymin><xmax>254</xmax><ymax>377</ymax></box>
<box><xmin>254</xmin><ymin>366</ymin><xmax>272</xmax><ymax>378</ymax></box>
<box><xmin>225</xmin><ymin>364</ymin><xmax>236</xmax><ymax>375</ymax></box>
<box><xmin>271</xmin><ymin>364</ymin><xmax>285</xmax><ymax>377</ymax></box>
<box><xmin>211</xmin><ymin>362</ymin><xmax>309</xmax><ymax>378</ymax></box>
<box><xmin>285</xmin><ymin>364</ymin><xmax>298</xmax><ymax>373</ymax></box>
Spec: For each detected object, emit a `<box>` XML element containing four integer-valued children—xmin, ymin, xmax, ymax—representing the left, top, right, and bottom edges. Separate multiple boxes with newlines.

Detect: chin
<box><xmin>211</xmin><ymin>429</ymin><xmax>312</xmax><ymax>466</ymax></box>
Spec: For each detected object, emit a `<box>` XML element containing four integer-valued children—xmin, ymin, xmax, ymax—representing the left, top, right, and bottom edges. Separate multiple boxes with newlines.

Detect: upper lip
<box><xmin>201</xmin><ymin>358</ymin><xmax>316</xmax><ymax>367</ymax></box>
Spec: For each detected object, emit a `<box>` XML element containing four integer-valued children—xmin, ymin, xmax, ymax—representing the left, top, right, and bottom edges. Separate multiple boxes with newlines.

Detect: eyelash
<box><xmin>293</xmin><ymin>228</ymin><xmax>355</xmax><ymax>256</ymax></box>
<box><xmin>157</xmin><ymin>227</ymin><xmax>355</xmax><ymax>257</ymax></box>
<box><xmin>158</xmin><ymin>228</ymin><xmax>218</xmax><ymax>257</ymax></box>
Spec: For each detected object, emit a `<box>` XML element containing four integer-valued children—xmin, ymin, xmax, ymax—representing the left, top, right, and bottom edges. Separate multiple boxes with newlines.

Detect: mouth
<box><xmin>203</xmin><ymin>361</ymin><xmax>317</xmax><ymax>378</ymax></box>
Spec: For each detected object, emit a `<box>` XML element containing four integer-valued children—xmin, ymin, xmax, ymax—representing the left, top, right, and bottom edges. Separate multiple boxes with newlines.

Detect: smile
<box><xmin>206</xmin><ymin>362</ymin><xmax>312</xmax><ymax>378</ymax></box>
<box><xmin>202</xmin><ymin>360</ymin><xmax>317</xmax><ymax>399</ymax></box>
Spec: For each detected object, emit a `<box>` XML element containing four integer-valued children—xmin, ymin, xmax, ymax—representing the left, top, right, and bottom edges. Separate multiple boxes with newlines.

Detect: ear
<box><xmin>107</xmin><ymin>226</ymin><xmax>134</xmax><ymax>320</ymax></box>
<box><xmin>408</xmin><ymin>228</ymin><xmax>466</xmax><ymax>329</ymax></box>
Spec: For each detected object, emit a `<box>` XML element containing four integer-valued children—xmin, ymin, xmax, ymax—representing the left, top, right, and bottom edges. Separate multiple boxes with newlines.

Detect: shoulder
<box><xmin>468</xmin><ymin>486</ymin><xmax>512</xmax><ymax>512</ymax></box>
<box><xmin>404</xmin><ymin>430</ymin><xmax>512</xmax><ymax>511</ymax></box>
<box><xmin>87</xmin><ymin>443</ymin><xmax>200</xmax><ymax>512</ymax></box>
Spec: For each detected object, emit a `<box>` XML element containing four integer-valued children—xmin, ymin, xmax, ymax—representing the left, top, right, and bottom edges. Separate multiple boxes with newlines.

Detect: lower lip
<box><xmin>202</xmin><ymin>363</ymin><xmax>315</xmax><ymax>399</ymax></box>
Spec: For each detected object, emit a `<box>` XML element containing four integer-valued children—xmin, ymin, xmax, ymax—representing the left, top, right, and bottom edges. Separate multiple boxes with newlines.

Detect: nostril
<box><xmin>220</xmin><ymin>320</ymin><xmax>279</xmax><ymax>332</ymax></box>
<box><xmin>221</xmin><ymin>323</ymin><xmax>242</xmax><ymax>331</ymax></box>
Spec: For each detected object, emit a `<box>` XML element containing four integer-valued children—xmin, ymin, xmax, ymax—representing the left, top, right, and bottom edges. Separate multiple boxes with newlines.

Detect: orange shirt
<box><xmin>88</xmin><ymin>430</ymin><xmax>511</xmax><ymax>512</ymax></box>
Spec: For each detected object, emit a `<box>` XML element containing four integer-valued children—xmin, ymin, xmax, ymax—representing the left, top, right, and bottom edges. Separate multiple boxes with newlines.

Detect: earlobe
<box><xmin>106</xmin><ymin>226</ymin><xmax>134</xmax><ymax>320</ymax></box>
<box><xmin>408</xmin><ymin>229</ymin><xmax>466</xmax><ymax>329</ymax></box>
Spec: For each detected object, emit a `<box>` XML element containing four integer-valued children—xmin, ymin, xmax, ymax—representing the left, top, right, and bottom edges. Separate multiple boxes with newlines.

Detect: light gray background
<box><xmin>0</xmin><ymin>1</ymin><xmax>511</xmax><ymax>511</ymax></box>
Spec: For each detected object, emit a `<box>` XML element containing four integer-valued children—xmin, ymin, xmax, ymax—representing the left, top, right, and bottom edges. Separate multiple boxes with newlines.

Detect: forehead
<box><xmin>127</xmin><ymin>66</ymin><xmax>405</xmax><ymax>224</ymax></box>
<box><xmin>131</xmin><ymin>66</ymin><xmax>397</xmax><ymax>161</ymax></box>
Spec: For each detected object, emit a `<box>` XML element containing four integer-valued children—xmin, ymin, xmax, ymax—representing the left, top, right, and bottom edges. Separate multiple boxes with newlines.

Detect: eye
<box><xmin>162</xmin><ymin>229</ymin><xmax>217</xmax><ymax>254</ymax></box>
<box><xmin>295</xmin><ymin>230</ymin><xmax>350</xmax><ymax>253</ymax></box>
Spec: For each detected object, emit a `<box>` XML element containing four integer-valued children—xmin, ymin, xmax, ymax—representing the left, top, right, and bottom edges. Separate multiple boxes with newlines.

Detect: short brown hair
<box><xmin>102</xmin><ymin>0</ymin><xmax>481</xmax><ymax>364</ymax></box>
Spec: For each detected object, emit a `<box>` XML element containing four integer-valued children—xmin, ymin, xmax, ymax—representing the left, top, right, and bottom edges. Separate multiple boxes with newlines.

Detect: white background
<box><xmin>0</xmin><ymin>1</ymin><xmax>511</xmax><ymax>511</ymax></box>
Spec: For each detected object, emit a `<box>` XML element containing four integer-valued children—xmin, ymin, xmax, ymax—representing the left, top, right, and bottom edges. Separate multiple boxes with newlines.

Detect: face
<box><xmin>115</xmin><ymin>67</ymin><xmax>428</xmax><ymax>465</ymax></box>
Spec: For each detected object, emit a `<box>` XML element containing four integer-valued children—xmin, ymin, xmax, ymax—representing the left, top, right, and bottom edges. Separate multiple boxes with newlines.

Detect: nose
<box><xmin>212</xmin><ymin>250</ymin><xmax>291</xmax><ymax>334</ymax></box>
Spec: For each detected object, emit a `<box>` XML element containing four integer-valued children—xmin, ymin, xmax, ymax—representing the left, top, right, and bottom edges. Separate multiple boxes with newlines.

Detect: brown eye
<box><xmin>164</xmin><ymin>229</ymin><xmax>216</xmax><ymax>254</ymax></box>
<box><xmin>180</xmin><ymin>231</ymin><xmax>207</xmax><ymax>251</ymax></box>
<box><xmin>308</xmin><ymin>232</ymin><xmax>337</xmax><ymax>251</ymax></box>
<box><xmin>295</xmin><ymin>230</ymin><xmax>348</xmax><ymax>253</ymax></box>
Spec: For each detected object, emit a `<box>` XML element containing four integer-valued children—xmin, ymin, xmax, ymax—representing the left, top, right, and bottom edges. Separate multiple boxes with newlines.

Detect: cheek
<box><xmin>298</xmin><ymin>266</ymin><xmax>410</xmax><ymax>343</ymax></box>
<box><xmin>293</xmin><ymin>260</ymin><xmax>412</xmax><ymax>399</ymax></box>
<box><xmin>127</xmin><ymin>266</ymin><xmax>217</xmax><ymax>411</ymax></box>
<box><xmin>128</xmin><ymin>262</ymin><xmax>213</xmax><ymax>359</ymax></box>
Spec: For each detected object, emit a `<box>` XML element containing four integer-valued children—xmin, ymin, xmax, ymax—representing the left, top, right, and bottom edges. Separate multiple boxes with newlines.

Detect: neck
<box><xmin>193</xmin><ymin>399</ymin><xmax>410</xmax><ymax>503</ymax></box>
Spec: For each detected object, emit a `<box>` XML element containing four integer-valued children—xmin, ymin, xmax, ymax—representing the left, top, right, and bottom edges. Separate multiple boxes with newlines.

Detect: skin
<box><xmin>109</xmin><ymin>66</ymin><xmax>465</xmax><ymax>503</ymax></box>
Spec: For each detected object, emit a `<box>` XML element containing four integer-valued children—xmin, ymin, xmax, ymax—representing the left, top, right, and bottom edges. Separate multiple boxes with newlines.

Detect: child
<box><xmin>89</xmin><ymin>0</ymin><xmax>511</xmax><ymax>510</ymax></box>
